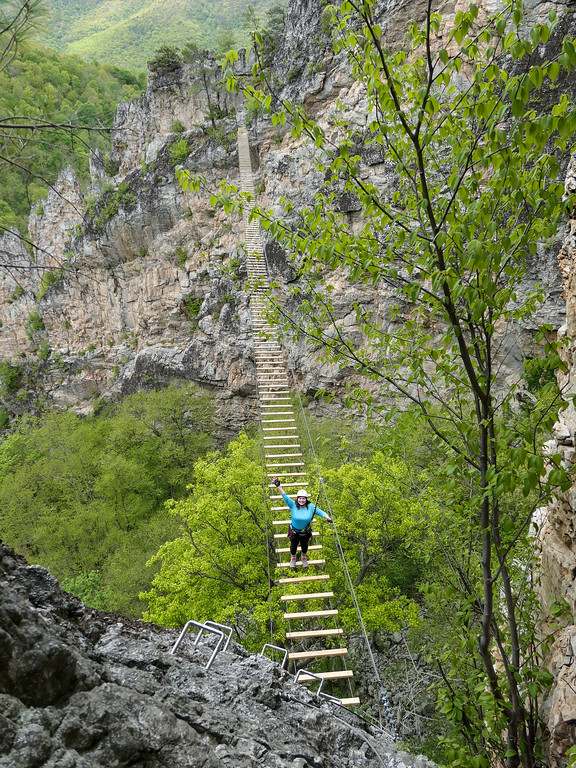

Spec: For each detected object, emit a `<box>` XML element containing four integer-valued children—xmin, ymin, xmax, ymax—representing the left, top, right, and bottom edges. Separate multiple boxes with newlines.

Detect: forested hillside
<box><xmin>0</xmin><ymin>44</ymin><xmax>145</xmax><ymax>234</ymax></box>
<box><xmin>41</xmin><ymin>0</ymin><xmax>284</xmax><ymax>69</ymax></box>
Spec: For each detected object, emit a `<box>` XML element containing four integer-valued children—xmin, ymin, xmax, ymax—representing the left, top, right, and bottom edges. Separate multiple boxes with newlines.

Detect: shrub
<box><xmin>0</xmin><ymin>362</ymin><xmax>23</xmax><ymax>395</ymax></box>
<box><xmin>169</xmin><ymin>138</ymin><xmax>191</xmax><ymax>165</ymax></box>
<box><xmin>103</xmin><ymin>154</ymin><xmax>120</xmax><ymax>176</ymax></box>
<box><xmin>171</xmin><ymin>120</ymin><xmax>185</xmax><ymax>133</ymax></box>
<box><xmin>37</xmin><ymin>269</ymin><xmax>62</xmax><ymax>301</ymax></box>
<box><xmin>184</xmin><ymin>297</ymin><xmax>202</xmax><ymax>318</ymax></box>
<box><xmin>37</xmin><ymin>341</ymin><xmax>51</xmax><ymax>360</ymax></box>
<box><xmin>173</xmin><ymin>247</ymin><xmax>188</xmax><ymax>267</ymax></box>
<box><xmin>26</xmin><ymin>309</ymin><xmax>45</xmax><ymax>338</ymax></box>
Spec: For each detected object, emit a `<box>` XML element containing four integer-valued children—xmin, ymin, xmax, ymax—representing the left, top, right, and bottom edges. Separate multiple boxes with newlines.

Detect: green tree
<box><xmin>0</xmin><ymin>384</ymin><xmax>214</xmax><ymax>616</ymax></box>
<box><xmin>142</xmin><ymin>433</ymin><xmax>276</xmax><ymax>646</ymax></box>
<box><xmin>194</xmin><ymin>1</ymin><xmax>576</xmax><ymax>765</ymax></box>
<box><xmin>147</xmin><ymin>44</ymin><xmax>182</xmax><ymax>74</ymax></box>
<box><xmin>314</xmin><ymin>452</ymin><xmax>426</xmax><ymax>630</ymax></box>
<box><xmin>0</xmin><ymin>4</ymin><xmax>144</xmax><ymax>239</ymax></box>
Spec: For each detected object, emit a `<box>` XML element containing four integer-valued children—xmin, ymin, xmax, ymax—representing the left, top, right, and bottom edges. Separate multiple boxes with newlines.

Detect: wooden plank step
<box><xmin>266</xmin><ymin>463</ymin><xmax>305</xmax><ymax>468</ymax></box>
<box><xmin>267</xmin><ymin>473</ymin><xmax>305</xmax><ymax>478</ymax></box>
<box><xmin>275</xmin><ymin>545</ymin><xmax>322</xmax><ymax>554</ymax></box>
<box><xmin>283</xmin><ymin>608</ymin><xmax>338</xmax><ymax>620</ymax></box>
<box><xmin>273</xmin><ymin>531</ymin><xmax>318</xmax><ymax>540</ymax></box>
<box><xmin>264</xmin><ymin>440</ymin><xmax>300</xmax><ymax>446</ymax></box>
<box><xmin>277</xmin><ymin>559</ymin><xmax>325</xmax><ymax>569</ymax></box>
<box><xmin>263</xmin><ymin>427</ymin><xmax>297</xmax><ymax>432</ymax></box>
<box><xmin>286</xmin><ymin>628</ymin><xmax>343</xmax><ymax>639</ymax></box>
<box><xmin>278</xmin><ymin>574</ymin><xmax>329</xmax><ymax>585</ymax></box>
<box><xmin>289</xmin><ymin>648</ymin><xmax>347</xmax><ymax>660</ymax></box>
<box><xmin>262</xmin><ymin>419</ymin><xmax>296</xmax><ymax>424</ymax></box>
<box><xmin>280</xmin><ymin>591</ymin><xmax>333</xmax><ymax>602</ymax></box>
<box><xmin>297</xmin><ymin>671</ymin><xmax>353</xmax><ymax>681</ymax></box>
<box><xmin>340</xmin><ymin>697</ymin><xmax>361</xmax><ymax>707</ymax></box>
<box><xmin>265</xmin><ymin>455</ymin><xmax>303</xmax><ymax>460</ymax></box>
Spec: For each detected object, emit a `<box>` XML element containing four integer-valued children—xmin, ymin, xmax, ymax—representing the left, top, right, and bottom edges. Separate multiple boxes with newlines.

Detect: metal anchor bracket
<box><xmin>171</xmin><ymin>620</ymin><xmax>228</xmax><ymax>670</ymax></box>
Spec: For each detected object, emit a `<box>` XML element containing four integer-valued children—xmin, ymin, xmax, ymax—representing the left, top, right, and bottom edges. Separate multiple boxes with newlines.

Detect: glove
<box><xmin>273</xmin><ymin>478</ymin><xmax>280</xmax><ymax>487</ymax></box>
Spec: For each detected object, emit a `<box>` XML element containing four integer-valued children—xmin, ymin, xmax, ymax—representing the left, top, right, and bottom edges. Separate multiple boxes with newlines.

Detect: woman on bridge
<box><xmin>271</xmin><ymin>477</ymin><xmax>332</xmax><ymax>568</ymax></box>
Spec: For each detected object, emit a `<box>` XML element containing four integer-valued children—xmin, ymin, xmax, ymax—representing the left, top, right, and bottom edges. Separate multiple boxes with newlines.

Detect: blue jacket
<box><xmin>282</xmin><ymin>492</ymin><xmax>328</xmax><ymax>531</ymax></box>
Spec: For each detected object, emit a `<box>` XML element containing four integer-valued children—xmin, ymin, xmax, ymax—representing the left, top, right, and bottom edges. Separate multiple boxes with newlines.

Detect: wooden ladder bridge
<box><xmin>237</xmin><ymin>126</ymin><xmax>360</xmax><ymax>708</ymax></box>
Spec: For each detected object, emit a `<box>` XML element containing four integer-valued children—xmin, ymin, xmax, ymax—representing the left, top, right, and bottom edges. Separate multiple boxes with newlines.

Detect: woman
<box><xmin>272</xmin><ymin>476</ymin><xmax>332</xmax><ymax>568</ymax></box>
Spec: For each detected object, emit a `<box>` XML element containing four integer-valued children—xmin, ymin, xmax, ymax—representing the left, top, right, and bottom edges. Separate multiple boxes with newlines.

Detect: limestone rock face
<box><xmin>537</xmin><ymin>133</ymin><xmax>576</xmax><ymax>768</ymax></box>
<box><xmin>0</xmin><ymin>543</ymin><xmax>439</xmax><ymax>768</ymax></box>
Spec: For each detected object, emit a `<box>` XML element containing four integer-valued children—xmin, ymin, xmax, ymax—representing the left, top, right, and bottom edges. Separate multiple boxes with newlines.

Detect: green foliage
<box><xmin>61</xmin><ymin>570</ymin><xmax>114</xmax><ymax>611</ymax></box>
<box><xmin>37</xmin><ymin>269</ymin><xmax>62</xmax><ymax>301</ymax></box>
<box><xmin>170</xmin><ymin>119</ymin><xmax>185</xmax><ymax>133</ymax></box>
<box><xmin>211</xmin><ymin>2</ymin><xmax>576</xmax><ymax>764</ymax></box>
<box><xmin>169</xmin><ymin>138</ymin><xmax>191</xmax><ymax>165</ymax></box>
<box><xmin>312</xmin><ymin>453</ymin><xmax>426</xmax><ymax>630</ymax></box>
<box><xmin>183</xmin><ymin>296</ymin><xmax>202</xmax><ymax>318</ymax></box>
<box><xmin>0</xmin><ymin>43</ymin><xmax>144</xmax><ymax>234</ymax></box>
<box><xmin>36</xmin><ymin>341</ymin><xmax>51</xmax><ymax>360</ymax></box>
<box><xmin>25</xmin><ymin>308</ymin><xmax>45</xmax><ymax>337</ymax></box>
<box><xmin>0</xmin><ymin>383</ymin><xmax>215</xmax><ymax>616</ymax></box>
<box><xmin>147</xmin><ymin>45</ymin><xmax>182</xmax><ymax>74</ymax></box>
<box><xmin>0</xmin><ymin>362</ymin><xmax>24</xmax><ymax>396</ymax></box>
<box><xmin>142</xmin><ymin>433</ymin><xmax>274</xmax><ymax>646</ymax></box>
<box><xmin>244</xmin><ymin>3</ymin><xmax>286</xmax><ymax>66</ymax></box>
<box><xmin>172</xmin><ymin>247</ymin><xmax>188</xmax><ymax>266</ymax></box>
<box><xmin>40</xmin><ymin>0</ymin><xmax>282</xmax><ymax>70</ymax></box>
<box><xmin>103</xmin><ymin>153</ymin><xmax>120</xmax><ymax>176</ymax></box>
<box><xmin>143</xmin><ymin>426</ymin><xmax>428</xmax><ymax>651</ymax></box>
<box><xmin>89</xmin><ymin>180</ymin><xmax>136</xmax><ymax>233</ymax></box>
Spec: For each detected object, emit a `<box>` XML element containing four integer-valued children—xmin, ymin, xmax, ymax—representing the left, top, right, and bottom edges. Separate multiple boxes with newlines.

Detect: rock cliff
<box><xmin>0</xmin><ymin>0</ymin><xmax>568</xmax><ymax>427</ymax></box>
<box><xmin>1</xmin><ymin>0</ymin><xmax>576</xmax><ymax>762</ymax></box>
<box><xmin>0</xmin><ymin>543</ymin><xmax>438</xmax><ymax>768</ymax></box>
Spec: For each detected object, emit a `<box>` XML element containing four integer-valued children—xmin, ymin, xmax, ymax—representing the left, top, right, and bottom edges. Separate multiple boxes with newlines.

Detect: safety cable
<box><xmin>289</xmin><ymin>370</ymin><xmax>399</xmax><ymax>740</ymax></box>
<box><xmin>256</xmin><ymin>389</ymin><xmax>275</xmax><ymax>648</ymax></box>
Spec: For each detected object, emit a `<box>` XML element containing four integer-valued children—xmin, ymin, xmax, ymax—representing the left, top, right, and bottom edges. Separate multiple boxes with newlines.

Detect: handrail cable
<box><xmin>289</xmin><ymin>368</ymin><xmax>398</xmax><ymax>740</ymax></box>
<box><xmin>257</xmin><ymin>391</ymin><xmax>275</xmax><ymax>648</ymax></box>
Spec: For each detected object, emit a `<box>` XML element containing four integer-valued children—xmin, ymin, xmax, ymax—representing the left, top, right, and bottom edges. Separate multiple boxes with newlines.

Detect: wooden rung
<box><xmin>273</xmin><ymin>520</ymin><xmax>291</xmax><ymax>525</ymax></box>
<box><xmin>273</xmin><ymin>531</ymin><xmax>319</xmax><ymax>540</ymax></box>
<box><xmin>289</xmin><ymin>648</ymin><xmax>347</xmax><ymax>660</ymax></box>
<box><xmin>339</xmin><ymin>697</ymin><xmax>361</xmax><ymax>707</ymax></box>
<box><xmin>278</xmin><ymin>574</ymin><xmax>329</xmax><ymax>584</ymax></box>
<box><xmin>283</xmin><ymin>608</ymin><xmax>338</xmax><ymax>620</ymax></box>
<box><xmin>275</xmin><ymin>545</ymin><xmax>322</xmax><ymax>554</ymax></box>
<box><xmin>286</xmin><ymin>628</ymin><xmax>343</xmax><ymax>639</ymax></box>
<box><xmin>280</xmin><ymin>591</ymin><xmax>333</xmax><ymax>602</ymax></box>
<box><xmin>297</xmin><ymin>671</ymin><xmax>353</xmax><ymax>681</ymax></box>
<box><xmin>263</xmin><ymin>427</ymin><xmax>297</xmax><ymax>432</ymax></box>
<box><xmin>265</xmin><ymin>454</ymin><xmax>303</xmax><ymax>459</ymax></box>
<box><xmin>277</xmin><ymin>559</ymin><xmax>325</xmax><ymax>569</ymax></box>
<box><xmin>263</xmin><ymin>419</ymin><xmax>296</xmax><ymax>424</ymax></box>
<box><xmin>267</xmin><ymin>472</ymin><xmax>306</xmax><ymax>477</ymax></box>
<box><xmin>267</xmin><ymin>463</ymin><xmax>305</xmax><ymax>468</ymax></box>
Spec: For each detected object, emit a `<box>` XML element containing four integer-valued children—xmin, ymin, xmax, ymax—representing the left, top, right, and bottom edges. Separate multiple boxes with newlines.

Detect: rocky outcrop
<box><xmin>538</xmin><ymin>153</ymin><xmax>576</xmax><ymax>767</ymax></box>
<box><xmin>0</xmin><ymin>543</ymin><xmax>438</xmax><ymax>768</ymax></box>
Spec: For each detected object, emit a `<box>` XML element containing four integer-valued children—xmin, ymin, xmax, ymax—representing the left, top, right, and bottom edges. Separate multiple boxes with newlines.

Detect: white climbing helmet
<box><xmin>296</xmin><ymin>489</ymin><xmax>309</xmax><ymax>499</ymax></box>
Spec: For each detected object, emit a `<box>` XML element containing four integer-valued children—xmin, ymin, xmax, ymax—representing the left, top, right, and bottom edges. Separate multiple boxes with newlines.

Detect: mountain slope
<box><xmin>42</xmin><ymin>0</ymin><xmax>283</xmax><ymax>69</ymax></box>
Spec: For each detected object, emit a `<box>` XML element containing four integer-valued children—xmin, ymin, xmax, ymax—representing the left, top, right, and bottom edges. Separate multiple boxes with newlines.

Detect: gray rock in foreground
<box><xmin>0</xmin><ymin>543</ymin><xmax>438</xmax><ymax>767</ymax></box>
